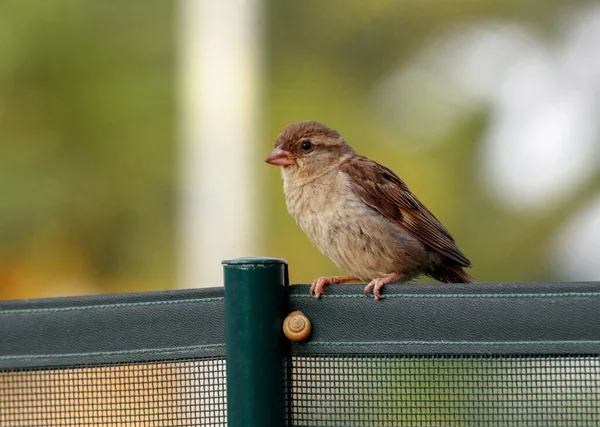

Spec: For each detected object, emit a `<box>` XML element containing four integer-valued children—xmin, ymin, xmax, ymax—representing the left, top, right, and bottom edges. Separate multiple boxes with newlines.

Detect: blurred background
<box><xmin>2</xmin><ymin>0</ymin><xmax>600</xmax><ymax>300</ymax></box>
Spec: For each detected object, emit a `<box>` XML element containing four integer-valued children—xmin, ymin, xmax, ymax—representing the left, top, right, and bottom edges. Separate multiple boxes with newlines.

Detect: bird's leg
<box><xmin>310</xmin><ymin>275</ymin><xmax>360</xmax><ymax>299</ymax></box>
<box><xmin>364</xmin><ymin>272</ymin><xmax>404</xmax><ymax>301</ymax></box>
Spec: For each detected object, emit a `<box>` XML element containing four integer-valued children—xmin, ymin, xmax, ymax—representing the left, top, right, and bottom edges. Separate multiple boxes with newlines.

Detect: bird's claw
<box><xmin>363</xmin><ymin>272</ymin><xmax>404</xmax><ymax>300</ymax></box>
<box><xmin>310</xmin><ymin>275</ymin><xmax>360</xmax><ymax>299</ymax></box>
<box><xmin>310</xmin><ymin>277</ymin><xmax>329</xmax><ymax>299</ymax></box>
<box><xmin>363</xmin><ymin>279</ymin><xmax>384</xmax><ymax>301</ymax></box>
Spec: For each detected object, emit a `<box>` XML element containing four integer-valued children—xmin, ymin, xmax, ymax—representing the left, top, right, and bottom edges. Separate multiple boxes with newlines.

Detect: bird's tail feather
<box><xmin>428</xmin><ymin>266</ymin><xmax>477</xmax><ymax>284</ymax></box>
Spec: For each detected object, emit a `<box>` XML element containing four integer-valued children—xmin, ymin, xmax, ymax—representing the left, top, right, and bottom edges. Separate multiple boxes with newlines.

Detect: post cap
<box><xmin>222</xmin><ymin>257</ymin><xmax>287</xmax><ymax>266</ymax></box>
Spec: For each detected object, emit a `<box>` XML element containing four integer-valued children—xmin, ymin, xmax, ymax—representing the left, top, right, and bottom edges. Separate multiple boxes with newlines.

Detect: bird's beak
<box><xmin>265</xmin><ymin>146</ymin><xmax>296</xmax><ymax>166</ymax></box>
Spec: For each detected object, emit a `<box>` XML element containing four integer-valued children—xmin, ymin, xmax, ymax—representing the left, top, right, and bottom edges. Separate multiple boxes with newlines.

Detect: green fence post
<box><xmin>223</xmin><ymin>257</ymin><xmax>288</xmax><ymax>427</ymax></box>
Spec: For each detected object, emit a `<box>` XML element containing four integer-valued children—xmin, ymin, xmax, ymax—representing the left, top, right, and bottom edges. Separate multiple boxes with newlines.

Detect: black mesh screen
<box><xmin>3</xmin><ymin>354</ymin><xmax>600</xmax><ymax>426</ymax></box>
<box><xmin>0</xmin><ymin>357</ymin><xmax>226</xmax><ymax>427</ymax></box>
<box><xmin>290</xmin><ymin>354</ymin><xmax>600</xmax><ymax>427</ymax></box>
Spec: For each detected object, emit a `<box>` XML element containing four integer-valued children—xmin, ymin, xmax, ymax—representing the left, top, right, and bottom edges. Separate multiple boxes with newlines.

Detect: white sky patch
<box><xmin>482</xmin><ymin>88</ymin><xmax>599</xmax><ymax>211</ymax></box>
<box><xmin>373</xmin><ymin>23</ymin><xmax>544</xmax><ymax>147</ymax></box>
<box><xmin>552</xmin><ymin>194</ymin><xmax>600</xmax><ymax>280</ymax></box>
<box><xmin>373</xmin><ymin>5</ymin><xmax>600</xmax><ymax>212</ymax></box>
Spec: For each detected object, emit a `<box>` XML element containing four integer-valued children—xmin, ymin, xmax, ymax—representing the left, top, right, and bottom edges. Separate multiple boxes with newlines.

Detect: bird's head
<box><xmin>265</xmin><ymin>121</ymin><xmax>355</xmax><ymax>180</ymax></box>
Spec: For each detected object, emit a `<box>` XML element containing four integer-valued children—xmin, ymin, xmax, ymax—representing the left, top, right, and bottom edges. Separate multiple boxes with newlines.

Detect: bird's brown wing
<box><xmin>341</xmin><ymin>156</ymin><xmax>471</xmax><ymax>267</ymax></box>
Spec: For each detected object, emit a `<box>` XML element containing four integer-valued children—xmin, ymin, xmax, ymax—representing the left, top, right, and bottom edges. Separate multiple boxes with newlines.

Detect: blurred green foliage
<box><xmin>0</xmin><ymin>0</ymin><xmax>597</xmax><ymax>298</ymax></box>
<box><xmin>0</xmin><ymin>0</ymin><xmax>176</xmax><ymax>297</ymax></box>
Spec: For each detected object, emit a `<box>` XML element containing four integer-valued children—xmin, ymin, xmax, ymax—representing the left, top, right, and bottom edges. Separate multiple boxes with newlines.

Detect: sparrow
<box><xmin>265</xmin><ymin>121</ymin><xmax>475</xmax><ymax>300</ymax></box>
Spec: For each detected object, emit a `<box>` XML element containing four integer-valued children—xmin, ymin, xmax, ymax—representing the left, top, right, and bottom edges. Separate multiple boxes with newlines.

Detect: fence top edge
<box><xmin>222</xmin><ymin>256</ymin><xmax>287</xmax><ymax>266</ymax></box>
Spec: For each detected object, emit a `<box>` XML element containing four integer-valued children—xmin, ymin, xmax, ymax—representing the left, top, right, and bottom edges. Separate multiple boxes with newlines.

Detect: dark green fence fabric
<box><xmin>0</xmin><ymin>288</ymin><xmax>226</xmax><ymax>368</ymax></box>
<box><xmin>287</xmin><ymin>282</ymin><xmax>600</xmax><ymax>427</ymax></box>
<box><xmin>2</xmin><ymin>262</ymin><xmax>600</xmax><ymax>426</ymax></box>
<box><xmin>0</xmin><ymin>288</ymin><xmax>227</xmax><ymax>426</ymax></box>
<box><xmin>287</xmin><ymin>283</ymin><xmax>600</xmax><ymax>356</ymax></box>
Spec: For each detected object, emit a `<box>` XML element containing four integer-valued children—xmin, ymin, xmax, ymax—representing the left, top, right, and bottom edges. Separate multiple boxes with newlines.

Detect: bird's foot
<box><xmin>310</xmin><ymin>275</ymin><xmax>359</xmax><ymax>299</ymax></box>
<box><xmin>364</xmin><ymin>272</ymin><xmax>404</xmax><ymax>301</ymax></box>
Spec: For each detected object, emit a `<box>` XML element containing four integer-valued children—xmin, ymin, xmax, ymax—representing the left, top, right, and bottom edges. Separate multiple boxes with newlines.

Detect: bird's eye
<box><xmin>301</xmin><ymin>140</ymin><xmax>314</xmax><ymax>152</ymax></box>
